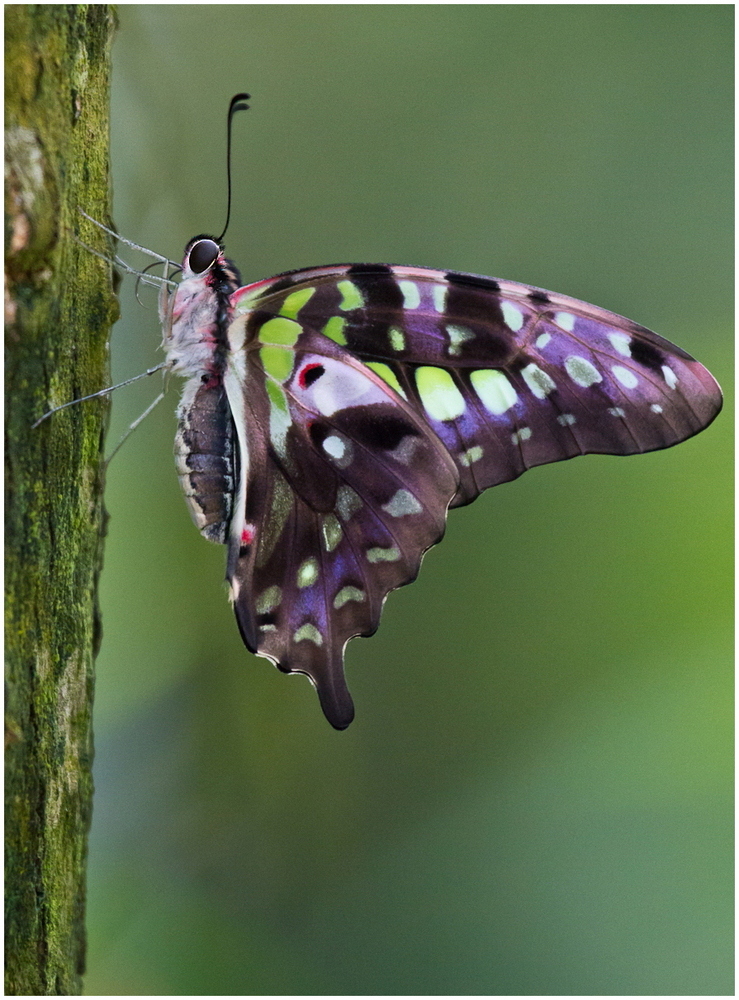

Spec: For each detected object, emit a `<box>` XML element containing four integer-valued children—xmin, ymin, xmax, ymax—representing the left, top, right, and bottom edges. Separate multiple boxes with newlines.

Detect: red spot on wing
<box><xmin>241</xmin><ymin>524</ymin><xmax>256</xmax><ymax>546</ymax></box>
<box><xmin>298</xmin><ymin>362</ymin><xmax>325</xmax><ymax>390</ymax></box>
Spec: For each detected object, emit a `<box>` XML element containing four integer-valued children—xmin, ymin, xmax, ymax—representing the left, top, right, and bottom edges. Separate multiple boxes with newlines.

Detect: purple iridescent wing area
<box><xmin>233</xmin><ymin>264</ymin><xmax>722</xmax><ymax>507</ymax></box>
<box><xmin>221</xmin><ymin>263</ymin><xmax>721</xmax><ymax>726</ymax></box>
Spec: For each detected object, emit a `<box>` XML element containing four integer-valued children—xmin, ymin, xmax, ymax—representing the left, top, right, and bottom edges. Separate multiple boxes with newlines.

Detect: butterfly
<box><xmin>160</xmin><ymin>233</ymin><xmax>722</xmax><ymax>729</ymax></box>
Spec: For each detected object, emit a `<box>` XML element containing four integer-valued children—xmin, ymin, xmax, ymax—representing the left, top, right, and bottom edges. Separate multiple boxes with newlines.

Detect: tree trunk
<box><xmin>5</xmin><ymin>6</ymin><xmax>117</xmax><ymax>994</ymax></box>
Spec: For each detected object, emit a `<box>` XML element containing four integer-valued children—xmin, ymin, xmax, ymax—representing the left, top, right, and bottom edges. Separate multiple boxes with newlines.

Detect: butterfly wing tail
<box><xmin>232</xmin><ymin>589</ymin><xmax>355</xmax><ymax>730</ymax></box>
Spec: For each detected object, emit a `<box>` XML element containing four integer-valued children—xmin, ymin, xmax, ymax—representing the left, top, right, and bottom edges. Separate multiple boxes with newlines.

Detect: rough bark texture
<box><xmin>5</xmin><ymin>6</ymin><xmax>117</xmax><ymax>994</ymax></box>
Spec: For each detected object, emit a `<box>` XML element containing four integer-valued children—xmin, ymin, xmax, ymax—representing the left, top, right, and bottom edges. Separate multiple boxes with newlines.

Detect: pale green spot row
<box><xmin>337</xmin><ymin>279</ymin><xmax>364</xmax><ymax>311</ymax></box>
<box><xmin>322</xmin><ymin>315</ymin><xmax>347</xmax><ymax>345</ymax></box>
<box><xmin>297</xmin><ymin>557</ymin><xmax>319</xmax><ymax>588</ymax></box>
<box><xmin>279</xmin><ymin>286</ymin><xmax>315</xmax><ymax>320</ymax></box>
<box><xmin>322</xmin><ymin>514</ymin><xmax>343</xmax><ymax>552</ymax></box>
<box><xmin>399</xmin><ymin>280</ymin><xmax>421</xmax><ymax>310</ymax></box>
<box><xmin>502</xmin><ymin>301</ymin><xmax>525</xmax><ymax>332</ymax></box>
<box><xmin>266</xmin><ymin>379</ymin><xmax>292</xmax><ymax>460</ymax></box>
<box><xmin>650</xmin><ymin>403</ymin><xmax>663</xmax><ymax>414</ymax></box>
<box><xmin>511</xmin><ymin>427</ymin><xmax>532</xmax><ymax>444</ymax></box>
<box><xmin>608</xmin><ymin>406</ymin><xmax>626</xmax><ymax>418</ymax></box>
<box><xmin>367</xmin><ymin>545</ymin><xmax>401</xmax><ymax>563</ymax></box>
<box><xmin>555</xmin><ymin>311</ymin><xmax>576</xmax><ymax>332</ymax></box>
<box><xmin>260</xmin><ymin>345</ymin><xmax>294</xmax><ymax>382</ymax></box>
<box><xmin>258</xmin><ymin>316</ymin><xmax>302</xmax><ymax>347</ymax></box>
<box><xmin>333</xmin><ymin>586</ymin><xmax>366</xmax><ymax>610</ymax></box>
<box><xmin>389</xmin><ymin>326</ymin><xmax>406</xmax><ymax>352</ymax></box>
<box><xmin>432</xmin><ymin>284</ymin><xmax>447</xmax><ymax>314</ymax></box>
<box><xmin>446</xmin><ymin>323</ymin><xmax>474</xmax><ymax>357</ymax></box>
<box><xmin>415</xmin><ymin>366</ymin><xmax>466</xmax><ymax>422</ymax></box>
<box><xmin>470</xmin><ymin>369</ymin><xmax>518</xmax><ymax>415</ymax></box>
<box><xmin>256</xmin><ymin>585</ymin><xmax>282</xmax><ymax>614</ymax></box>
<box><xmin>521</xmin><ymin>362</ymin><xmax>556</xmax><ymax>399</ymax></box>
<box><xmin>293</xmin><ymin>623</ymin><xmax>323</xmax><ymax>646</ymax></box>
<box><xmin>367</xmin><ymin>362</ymin><xmax>407</xmax><ymax>399</ymax></box>
<box><xmin>381</xmin><ymin>488</ymin><xmax>423</xmax><ymax>518</ymax></box>
<box><xmin>565</xmin><ymin>355</ymin><xmax>602</xmax><ymax>388</ymax></box>
<box><xmin>557</xmin><ymin>413</ymin><xmax>577</xmax><ymax>426</ymax></box>
<box><xmin>535</xmin><ymin>332</ymin><xmax>551</xmax><ymax>349</ymax></box>
<box><xmin>336</xmin><ymin>485</ymin><xmax>363</xmax><ymax>522</ymax></box>
<box><xmin>266</xmin><ymin>379</ymin><xmax>289</xmax><ymax>413</ymax></box>
<box><xmin>459</xmin><ymin>445</ymin><xmax>483</xmax><ymax>467</ymax></box>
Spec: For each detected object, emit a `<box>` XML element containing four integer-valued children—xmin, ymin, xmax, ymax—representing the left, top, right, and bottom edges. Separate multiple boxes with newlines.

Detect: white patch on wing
<box><xmin>399</xmin><ymin>280</ymin><xmax>421</xmax><ymax>310</ymax></box>
<box><xmin>502</xmin><ymin>301</ymin><xmax>525</xmax><ymax>331</ymax></box>
<box><xmin>608</xmin><ymin>333</ymin><xmax>632</xmax><ymax>357</ymax></box>
<box><xmin>555</xmin><ymin>311</ymin><xmax>576</xmax><ymax>332</ymax></box>
<box><xmin>662</xmin><ymin>365</ymin><xmax>678</xmax><ymax>389</ymax></box>
<box><xmin>565</xmin><ymin>355</ymin><xmax>602</xmax><ymax>388</ymax></box>
<box><xmin>382</xmin><ymin>489</ymin><xmax>423</xmax><ymax>517</ymax></box>
<box><xmin>521</xmin><ymin>363</ymin><xmax>556</xmax><ymax>399</ymax></box>
<box><xmin>297</xmin><ymin>356</ymin><xmax>390</xmax><ymax>416</ymax></box>
<box><xmin>511</xmin><ymin>427</ymin><xmax>532</xmax><ymax>444</ymax></box>
<box><xmin>612</xmin><ymin>365</ymin><xmax>639</xmax><ymax>389</ymax></box>
<box><xmin>322</xmin><ymin>434</ymin><xmax>345</xmax><ymax>460</ymax></box>
<box><xmin>432</xmin><ymin>284</ymin><xmax>447</xmax><ymax>313</ymax></box>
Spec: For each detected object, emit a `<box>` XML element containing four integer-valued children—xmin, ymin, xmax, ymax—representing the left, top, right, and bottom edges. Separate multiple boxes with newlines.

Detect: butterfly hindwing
<box><xmin>223</xmin><ymin>323</ymin><xmax>459</xmax><ymax>728</ymax></box>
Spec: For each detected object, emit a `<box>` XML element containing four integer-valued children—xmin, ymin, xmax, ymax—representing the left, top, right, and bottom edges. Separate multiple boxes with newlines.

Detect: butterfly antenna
<box><xmin>215</xmin><ymin>92</ymin><xmax>250</xmax><ymax>244</ymax></box>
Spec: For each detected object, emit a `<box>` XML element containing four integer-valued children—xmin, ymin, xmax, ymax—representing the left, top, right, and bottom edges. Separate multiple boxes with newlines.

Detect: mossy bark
<box><xmin>5</xmin><ymin>6</ymin><xmax>117</xmax><ymax>994</ymax></box>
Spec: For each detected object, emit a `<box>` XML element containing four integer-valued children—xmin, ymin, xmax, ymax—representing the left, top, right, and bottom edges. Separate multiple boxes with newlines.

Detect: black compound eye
<box><xmin>189</xmin><ymin>239</ymin><xmax>220</xmax><ymax>274</ymax></box>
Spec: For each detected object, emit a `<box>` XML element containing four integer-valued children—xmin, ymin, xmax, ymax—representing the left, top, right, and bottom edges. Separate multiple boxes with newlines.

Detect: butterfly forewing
<box><xmin>233</xmin><ymin>264</ymin><xmax>721</xmax><ymax>509</ymax></box>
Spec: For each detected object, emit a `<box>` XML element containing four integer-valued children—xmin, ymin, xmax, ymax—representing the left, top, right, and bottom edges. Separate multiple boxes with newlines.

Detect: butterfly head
<box><xmin>182</xmin><ymin>234</ymin><xmax>242</xmax><ymax>289</ymax></box>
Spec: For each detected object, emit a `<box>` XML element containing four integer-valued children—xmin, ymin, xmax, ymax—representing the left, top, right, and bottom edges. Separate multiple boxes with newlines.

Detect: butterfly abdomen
<box><xmin>174</xmin><ymin>377</ymin><xmax>236</xmax><ymax>544</ymax></box>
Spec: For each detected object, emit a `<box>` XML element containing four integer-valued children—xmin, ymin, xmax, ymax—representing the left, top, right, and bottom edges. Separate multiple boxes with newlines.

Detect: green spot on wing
<box><xmin>266</xmin><ymin>379</ymin><xmax>288</xmax><ymax>412</ymax></box>
<box><xmin>333</xmin><ymin>586</ymin><xmax>366</xmax><ymax>610</ymax></box>
<box><xmin>293</xmin><ymin>623</ymin><xmax>323</xmax><ymax>646</ymax></box>
<box><xmin>367</xmin><ymin>362</ymin><xmax>407</xmax><ymax>399</ymax></box>
<box><xmin>321</xmin><ymin>514</ymin><xmax>343</xmax><ymax>552</ymax></box>
<box><xmin>259</xmin><ymin>316</ymin><xmax>302</xmax><ymax>346</ymax></box>
<box><xmin>256</xmin><ymin>586</ymin><xmax>281</xmax><ymax>614</ymax></box>
<box><xmin>260</xmin><ymin>345</ymin><xmax>294</xmax><ymax>382</ymax></box>
<box><xmin>459</xmin><ymin>445</ymin><xmax>483</xmax><ymax>467</ymax></box>
<box><xmin>322</xmin><ymin>316</ymin><xmax>347</xmax><ymax>345</ymax></box>
<box><xmin>337</xmin><ymin>279</ymin><xmax>364</xmax><ymax>311</ymax></box>
<box><xmin>415</xmin><ymin>366</ymin><xmax>466</xmax><ymax>421</ymax></box>
<box><xmin>389</xmin><ymin>326</ymin><xmax>406</xmax><ymax>352</ymax></box>
<box><xmin>279</xmin><ymin>286</ymin><xmax>315</xmax><ymax>320</ymax></box>
<box><xmin>297</xmin><ymin>557</ymin><xmax>319</xmax><ymax>588</ymax></box>
<box><xmin>366</xmin><ymin>545</ymin><xmax>401</xmax><ymax>563</ymax></box>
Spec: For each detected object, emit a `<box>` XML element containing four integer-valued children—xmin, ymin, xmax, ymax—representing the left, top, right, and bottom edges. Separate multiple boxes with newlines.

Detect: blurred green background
<box><xmin>85</xmin><ymin>6</ymin><xmax>732</xmax><ymax>995</ymax></box>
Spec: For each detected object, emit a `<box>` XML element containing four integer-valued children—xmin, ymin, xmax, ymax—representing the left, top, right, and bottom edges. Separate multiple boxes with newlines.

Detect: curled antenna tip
<box><xmin>230</xmin><ymin>93</ymin><xmax>250</xmax><ymax>113</ymax></box>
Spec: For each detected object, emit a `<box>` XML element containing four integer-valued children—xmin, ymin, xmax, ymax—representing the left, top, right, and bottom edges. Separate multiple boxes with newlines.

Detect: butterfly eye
<box><xmin>189</xmin><ymin>239</ymin><xmax>220</xmax><ymax>274</ymax></box>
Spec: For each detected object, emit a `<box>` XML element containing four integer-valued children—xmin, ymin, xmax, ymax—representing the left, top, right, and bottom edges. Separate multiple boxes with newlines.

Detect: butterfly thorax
<box><xmin>164</xmin><ymin>235</ymin><xmax>242</xmax><ymax>379</ymax></box>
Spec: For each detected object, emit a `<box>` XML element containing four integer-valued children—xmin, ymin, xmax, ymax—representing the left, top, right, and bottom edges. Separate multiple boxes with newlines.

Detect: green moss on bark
<box><xmin>5</xmin><ymin>6</ymin><xmax>117</xmax><ymax>994</ymax></box>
